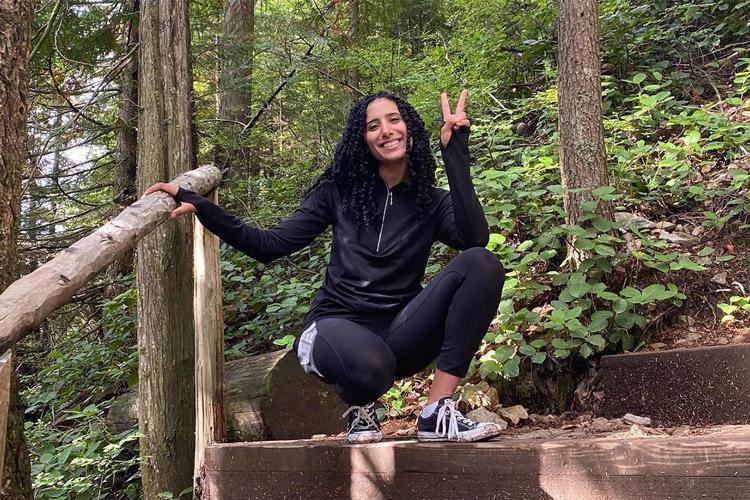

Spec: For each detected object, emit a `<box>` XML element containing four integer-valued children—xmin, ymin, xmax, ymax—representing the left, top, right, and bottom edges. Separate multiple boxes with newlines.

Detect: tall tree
<box><xmin>0</xmin><ymin>0</ymin><xmax>35</xmax><ymax>497</ymax></box>
<box><xmin>216</xmin><ymin>0</ymin><xmax>254</xmax><ymax>176</ymax></box>
<box><xmin>107</xmin><ymin>0</ymin><xmax>140</xmax><ymax>287</ymax></box>
<box><xmin>557</xmin><ymin>0</ymin><xmax>613</xmax><ymax>244</ymax></box>
<box><xmin>346</xmin><ymin>0</ymin><xmax>361</xmax><ymax>102</ymax></box>
<box><xmin>136</xmin><ymin>0</ymin><xmax>196</xmax><ymax>496</ymax></box>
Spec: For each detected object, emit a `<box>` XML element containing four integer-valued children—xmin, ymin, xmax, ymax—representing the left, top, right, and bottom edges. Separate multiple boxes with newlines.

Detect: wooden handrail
<box><xmin>0</xmin><ymin>165</ymin><xmax>221</xmax><ymax>354</ymax></box>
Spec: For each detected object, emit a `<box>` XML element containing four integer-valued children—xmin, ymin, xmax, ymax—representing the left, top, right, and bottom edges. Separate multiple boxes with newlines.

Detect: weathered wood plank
<box><xmin>205</xmin><ymin>431</ymin><xmax>750</xmax><ymax>475</ymax></box>
<box><xmin>203</xmin><ymin>431</ymin><xmax>750</xmax><ymax>499</ymax></box>
<box><xmin>194</xmin><ymin>190</ymin><xmax>226</xmax><ymax>493</ymax></box>
<box><xmin>0</xmin><ymin>165</ymin><xmax>221</xmax><ymax>353</ymax></box>
<box><xmin>205</xmin><ymin>472</ymin><xmax>750</xmax><ymax>500</ymax></box>
<box><xmin>600</xmin><ymin>344</ymin><xmax>750</xmax><ymax>425</ymax></box>
<box><xmin>0</xmin><ymin>351</ymin><xmax>11</xmax><ymax>485</ymax></box>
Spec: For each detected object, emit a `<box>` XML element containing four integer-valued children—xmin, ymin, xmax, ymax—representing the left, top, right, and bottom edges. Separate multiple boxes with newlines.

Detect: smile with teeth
<box><xmin>380</xmin><ymin>138</ymin><xmax>403</xmax><ymax>150</ymax></box>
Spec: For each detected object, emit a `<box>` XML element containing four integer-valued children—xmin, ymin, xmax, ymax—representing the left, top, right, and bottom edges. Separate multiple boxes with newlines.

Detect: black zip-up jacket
<box><xmin>174</xmin><ymin>127</ymin><xmax>488</xmax><ymax>326</ymax></box>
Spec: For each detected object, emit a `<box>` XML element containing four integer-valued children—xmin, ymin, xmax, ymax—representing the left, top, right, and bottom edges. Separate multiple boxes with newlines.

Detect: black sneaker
<box><xmin>342</xmin><ymin>403</ymin><xmax>383</xmax><ymax>444</ymax></box>
<box><xmin>417</xmin><ymin>397</ymin><xmax>503</xmax><ymax>442</ymax></box>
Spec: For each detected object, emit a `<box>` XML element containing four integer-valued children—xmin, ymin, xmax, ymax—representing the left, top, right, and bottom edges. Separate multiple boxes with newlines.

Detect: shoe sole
<box><xmin>417</xmin><ymin>425</ymin><xmax>503</xmax><ymax>443</ymax></box>
<box><xmin>347</xmin><ymin>431</ymin><xmax>383</xmax><ymax>444</ymax></box>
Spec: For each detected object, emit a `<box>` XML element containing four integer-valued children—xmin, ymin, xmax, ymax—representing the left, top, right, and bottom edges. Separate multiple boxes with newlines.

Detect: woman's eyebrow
<box><xmin>366</xmin><ymin>112</ymin><xmax>401</xmax><ymax>126</ymax></box>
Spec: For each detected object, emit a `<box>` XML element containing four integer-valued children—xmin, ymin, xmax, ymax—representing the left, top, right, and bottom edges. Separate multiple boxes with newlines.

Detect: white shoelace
<box><xmin>435</xmin><ymin>399</ymin><xmax>476</xmax><ymax>440</ymax></box>
<box><xmin>342</xmin><ymin>404</ymin><xmax>378</xmax><ymax>432</ymax></box>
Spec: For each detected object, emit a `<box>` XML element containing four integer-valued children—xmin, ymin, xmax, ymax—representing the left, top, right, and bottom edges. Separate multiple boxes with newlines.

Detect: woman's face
<box><xmin>364</xmin><ymin>98</ymin><xmax>408</xmax><ymax>165</ymax></box>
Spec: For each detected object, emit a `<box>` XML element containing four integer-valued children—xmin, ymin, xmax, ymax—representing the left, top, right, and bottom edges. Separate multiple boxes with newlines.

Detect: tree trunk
<box><xmin>137</xmin><ymin>0</ymin><xmax>197</xmax><ymax>496</ymax></box>
<box><xmin>557</xmin><ymin>0</ymin><xmax>613</xmax><ymax>244</ymax></box>
<box><xmin>107</xmin><ymin>0</ymin><xmax>140</xmax><ymax>289</ymax></box>
<box><xmin>0</xmin><ymin>1</ymin><xmax>35</xmax><ymax>497</ymax></box>
<box><xmin>216</xmin><ymin>0</ymin><xmax>254</xmax><ymax>176</ymax></box>
<box><xmin>346</xmin><ymin>0</ymin><xmax>361</xmax><ymax>103</ymax></box>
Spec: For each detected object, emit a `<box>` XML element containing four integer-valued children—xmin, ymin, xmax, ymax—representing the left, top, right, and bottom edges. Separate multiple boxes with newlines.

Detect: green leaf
<box><xmin>553</xmin><ymin>348</ymin><xmax>571</xmax><ymax>359</ymax></box>
<box><xmin>587</xmin><ymin>335</ymin><xmax>606</xmax><ymax>347</ymax></box>
<box><xmin>594</xmin><ymin>244</ymin><xmax>615</xmax><ymax>256</ymax></box>
<box><xmin>587</xmin><ymin>317</ymin><xmax>609</xmax><ymax>332</ymax></box>
<box><xmin>614</xmin><ymin>299</ymin><xmax>628</xmax><ymax>313</ymax></box>
<box><xmin>519</xmin><ymin>344</ymin><xmax>536</xmax><ymax>356</ymax></box>
<box><xmin>530</xmin><ymin>338</ymin><xmax>548</xmax><ymax>348</ymax></box>
<box><xmin>551</xmin><ymin>338</ymin><xmax>569</xmax><ymax>349</ymax></box>
<box><xmin>569</xmin><ymin>282</ymin><xmax>592</xmax><ymax>298</ymax></box>
<box><xmin>573</xmin><ymin>238</ymin><xmax>595</xmax><ymax>250</ymax></box>
<box><xmin>670</xmin><ymin>258</ymin><xmax>706</xmax><ymax>271</ymax></box>
<box><xmin>592</xmin><ymin>186</ymin><xmax>615</xmax><ymax>197</ymax></box>
<box><xmin>494</xmin><ymin>345</ymin><xmax>516</xmax><ymax>363</ymax></box>
<box><xmin>566</xmin><ymin>306</ymin><xmax>583</xmax><ymax>320</ymax></box>
<box><xmin>531</xmin><ymin>352</ymin><xmax>547</xmax><ymax>364</ymax></box>
<box><xmin>615</xmin><ymin>313</ymin><xmax>636</xmax><ymax>329</ymax></box>
<box><xmin>503</xmin><ymin>357</ymin><xmax>521</xmax><ymax>378</ymax></box>
<box><xmin>632</xmin><ymin>72</ymin><xmax>647</xmax><ymax>84</ymax></box>
<box><xmin>579</xmin><ymin>343</ymin><xmax>593</xmax><ymax>358</ymax></box>
<box><xmin>598</xmin><ymin>291</ymin><xmax>619</xmax><ymax>301</ymax></box>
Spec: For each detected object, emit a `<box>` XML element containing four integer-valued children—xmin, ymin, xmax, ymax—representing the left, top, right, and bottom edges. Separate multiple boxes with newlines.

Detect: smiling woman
<box><xmin>144</xmin><ymin>89</ymin><xmax>506</xmax><ymax>445</ymax></box>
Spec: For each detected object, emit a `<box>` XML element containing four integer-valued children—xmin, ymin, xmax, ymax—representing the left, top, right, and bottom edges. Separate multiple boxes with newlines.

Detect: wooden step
<box><xmin>201</xmin><ymin>427</ymin><xmax>750</xmax><ymax>499</ymax></box>
<box><xmin>599</xmin><ymin>344</ymin><xmax>750</xmax><ymax>426</ymax></box>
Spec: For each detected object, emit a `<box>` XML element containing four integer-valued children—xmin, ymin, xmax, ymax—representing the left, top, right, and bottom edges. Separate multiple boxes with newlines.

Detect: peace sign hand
<box><xmin>440</xmin><ymin>89</ymin><xmax>471</xmax><ymax>147</ymax></box>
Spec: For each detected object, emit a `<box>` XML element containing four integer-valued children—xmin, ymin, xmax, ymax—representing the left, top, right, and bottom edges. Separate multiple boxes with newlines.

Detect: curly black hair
<box><xmin>309</xmin><ymin>91</ymin><xmax>438</xmax><ymax>230</ymax></box>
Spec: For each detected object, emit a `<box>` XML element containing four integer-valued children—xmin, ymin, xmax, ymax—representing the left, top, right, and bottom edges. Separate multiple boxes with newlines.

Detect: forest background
<box><xmin>6</xmin><ymin>0</ymin><xmax>750</xmax><ymax>497</ymax></box>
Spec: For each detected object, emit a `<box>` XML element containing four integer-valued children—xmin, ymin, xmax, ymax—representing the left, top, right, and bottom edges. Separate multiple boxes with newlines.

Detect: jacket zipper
<box><xmin>376</xmin><ymin>187</ymin><xmax>393</xmax><ymax>252</ymax></box>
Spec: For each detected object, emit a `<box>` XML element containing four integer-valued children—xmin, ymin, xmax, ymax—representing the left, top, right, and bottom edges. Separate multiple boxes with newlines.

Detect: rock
<box><xmin>717</xmin><ymin>337</ymin><xmax>729</xmax><ymax>345</ymax></box>
<box><xmin>671</xmin><ymin>425</ymin><xmax>692</xmax><ymax>437</ymax></box>
<box><xmin>653</xmin><ymin>221</ymin><xmax>675</xmax><ymax>230</ymax></box>
<box><xmin>498</xmin><ymin>405</ymin><xmax>529</xmax><ymax>425</ymax></box>
<box><xmin>649</xmin><ymin>342</ymin><xmax>668</xmax><ymax>350</ymax></box>
<box><xmin>395</xmin><ymin>426</ymin><xmax>416</xmax><ymax>437</ymax></box>
<box><xmin>466</xmin><ymin>407</ymin><xmax>508</xmax><ymax>430</ymax></box>
<box><xmin>589</xmin><ymin>417</ymin><xmax>618</xmax><ymax>433</ymax></box>
<box><xmin>108</xmin><ymin>349</ymin><xmax>348</xmax><ymax>441</ymax></box>
<box><xmin>529</xmin><ymin>413</ymin><xmax>556</xmax><ymax>425</ymax></box>
<box><xmin>685</xmin><ymin>331</ymin><xmax>701</xmax><ymax>342</ymax></box>
<box><xmin>711</xmin><ymin>271</ymin><xmax>728</xmax><ymax>285</ymax></box>
<box><xmin>674</xmin><ymin>338</ymin><xmax>687</xmax><ymax>345</ymax></box>
<box><xmin>628</xmin><ymin>424</ymin><xmax>649</xmax><ymax>437</ymax></box>
<box><xmin>623</xmin><ymin>413</ymin><xmax>652</xmax><ymax>426</ymax></box>
<box><xmin>731</xmin><ymin>334</ymin><xmax>747</xmax><ymax>344</ymax></box>
<box><xmin>615</xmin><ymin>212</ymin><xmax>654</xmax><ymax>229</ymax></box>
<box><xmin>658</xmin><ymin>230</ymin><xmax>699</xmax><ymax>246</ymax></box>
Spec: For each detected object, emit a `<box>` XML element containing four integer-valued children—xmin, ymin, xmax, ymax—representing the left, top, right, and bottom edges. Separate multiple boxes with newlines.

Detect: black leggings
<box><xmin>296</xmin><ymin>247</ymin><xmax>505</xmax><ymax>405</ymax></box>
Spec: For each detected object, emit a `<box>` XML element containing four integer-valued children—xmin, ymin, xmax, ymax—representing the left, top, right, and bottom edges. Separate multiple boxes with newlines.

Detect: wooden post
<box><xmin>193</xmin><ymin>189</ymin><xmax>227</xmax><ymax>496</ymax></box>
<box><xmin>0</xmin><ymin>350</ymin><xmax>12</xmax><ymax>485</ymax></box>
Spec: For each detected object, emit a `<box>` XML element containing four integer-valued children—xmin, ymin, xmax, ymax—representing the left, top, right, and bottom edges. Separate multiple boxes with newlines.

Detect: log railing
<box><xmin>0</xmin><ymin>165</ymin><xmax>225</xmax><ymax>488</ymax></box>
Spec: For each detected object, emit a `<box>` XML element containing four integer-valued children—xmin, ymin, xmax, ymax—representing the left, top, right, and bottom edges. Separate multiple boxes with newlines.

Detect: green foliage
<box><xmin>18</xmin><ymin>0</ymin><xmax>750</xmax><ymax>492</ymax></box>
<box><xmin>718</xmin><ymin>295</ymin><xmax>750</xmax><ymax>323</ymax></box>
<box><xmin>22</xmin><ymin>288</ymin><xmax>140</xmax><ymax>499</ymax></box>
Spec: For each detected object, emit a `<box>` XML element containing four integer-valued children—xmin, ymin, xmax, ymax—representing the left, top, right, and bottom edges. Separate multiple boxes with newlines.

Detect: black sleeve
<box><xmin>435</xmin><ymin>126</ymin><xmax>490</xmax><ymax>249</ymax></box>
<box><xmin>174</xmin><ymin>183</ymin><xmax>334</xmax><ymax>263</ymax></box>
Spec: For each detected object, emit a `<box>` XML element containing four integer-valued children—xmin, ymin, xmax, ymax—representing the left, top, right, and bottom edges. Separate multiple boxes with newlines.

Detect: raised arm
<box><xmin>435</xmin><ymin>90</ymin><xmax>489</xmax><ymax>249</ymax></box>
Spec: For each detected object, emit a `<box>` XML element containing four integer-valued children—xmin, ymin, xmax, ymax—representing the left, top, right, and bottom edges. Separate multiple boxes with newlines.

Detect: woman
<box><xmin>145</xmin><ymin>90</ymin><xmax>505</xmax><ymax>443</ymax></box>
